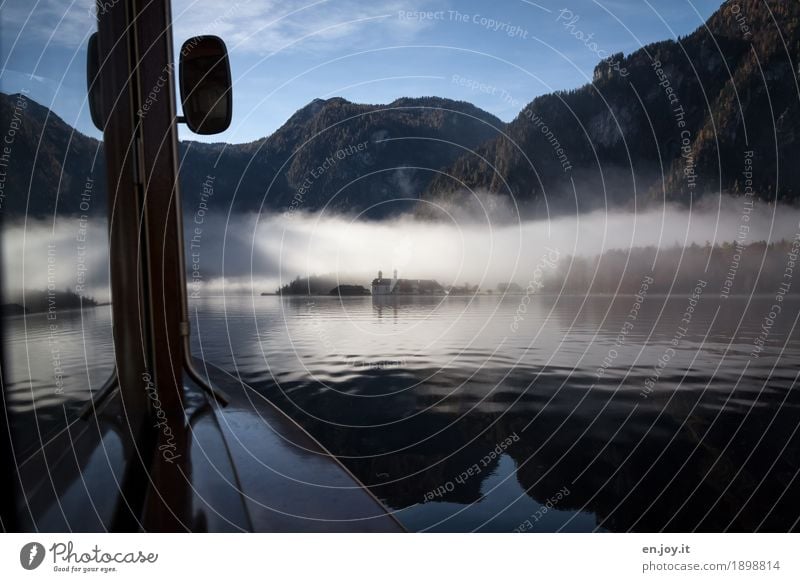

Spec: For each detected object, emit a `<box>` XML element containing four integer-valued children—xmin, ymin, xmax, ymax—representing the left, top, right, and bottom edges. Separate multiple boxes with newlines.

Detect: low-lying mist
<box><xmin>255</xmin><ymin>200</ymin><xmax>800</xmax><ymax>292</ymax></box>
<box><xmin>2</xmin><ymin>217</ymin><xmax>111</xmax><ymax>303</ymax></box>
<box><xmin>3</xmin><ymin>198</ymin><xmax>799</xmax><ymax>300</ymax></box>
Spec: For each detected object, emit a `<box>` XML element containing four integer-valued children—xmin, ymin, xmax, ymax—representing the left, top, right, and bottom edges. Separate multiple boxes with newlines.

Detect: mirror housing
<box><xmin>86</xmin><ymin>33</ymin><xmax>105</xmax><ymax>130</ymax></box>
<box><xmin>179</xmin><ymin>36</ymin><xmax>232</xmax><ymax>135</ymax></box>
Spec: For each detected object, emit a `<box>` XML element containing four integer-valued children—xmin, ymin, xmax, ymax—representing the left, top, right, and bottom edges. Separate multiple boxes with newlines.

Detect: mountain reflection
<box><xmin>216</xmin><ymin>295</ymin><xmax>800</xmax><ymax>532</ymax></box>
<box><xmin>6</xmin><ymin>295</ymin><xmax>799</xmax><ymax>531</ymax></box>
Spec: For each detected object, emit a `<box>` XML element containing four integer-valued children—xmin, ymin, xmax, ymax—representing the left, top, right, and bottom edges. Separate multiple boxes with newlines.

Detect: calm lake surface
<box><xmin>5</xmin><ymin>294</ymin><xmax>800</xmax><ymax>531</ymax></box>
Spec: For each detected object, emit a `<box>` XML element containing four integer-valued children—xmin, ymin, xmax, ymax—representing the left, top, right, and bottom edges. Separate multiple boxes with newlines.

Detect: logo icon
<box><xmin>20</xmin><ymin>542</ymin><xmax>46</xmax><ymax>570</ymax></box>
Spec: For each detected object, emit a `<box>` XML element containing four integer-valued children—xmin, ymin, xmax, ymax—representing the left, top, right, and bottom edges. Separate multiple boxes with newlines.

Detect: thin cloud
<box><xmin>171</xmin><ymin>0</ymin><xmax>439</xmax><ymax>56</ymax></box>
<box><xmin>1</xmin><ymin>0</ymin><xmax>95</xmax><ymax>51</ymax></box>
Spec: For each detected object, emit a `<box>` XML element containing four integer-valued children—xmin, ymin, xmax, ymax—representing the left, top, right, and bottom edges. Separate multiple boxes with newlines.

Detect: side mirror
<box><xmin>179</xmin><ymin>36</ymin><xmax>232</xmax><ymax>135</ymax></box>
<box><xmin>87</xmin><ymin>32</ymin><xmax>105</xmax><ymax>130</ymax></box>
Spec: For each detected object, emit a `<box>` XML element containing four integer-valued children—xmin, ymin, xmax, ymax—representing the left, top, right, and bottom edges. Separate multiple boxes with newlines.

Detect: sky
<box><xmin>1</xmin><ymin>0</ymin><xmax>723</xmax><ymax>143</ymax></box>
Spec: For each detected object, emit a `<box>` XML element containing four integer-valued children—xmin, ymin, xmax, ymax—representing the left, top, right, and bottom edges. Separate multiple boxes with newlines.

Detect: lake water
<box><xmin>5</xmin><ymin>293</ymin><xmax>800</xmax><ymax>531</ymax></box>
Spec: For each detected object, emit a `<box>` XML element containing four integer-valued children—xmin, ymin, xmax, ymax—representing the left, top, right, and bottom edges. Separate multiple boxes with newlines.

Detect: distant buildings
<box><xmin>329</xmin><ymin>284</ymin><xmax>370</xmax><ymax>296</ymax></box>
<box><xmin>371</xmin><ymin>270</ymin><xmax>396</xmax><ymax>295</ymax></box>
<box><xmin>497</xmin><ymin>282</ymin><xmax>523</xmax><ymax>293</ymax></box>
<box><xmin>371</xmin><ymin>270</ymin><xmax>445</xmax><ymax>295</ymax></box>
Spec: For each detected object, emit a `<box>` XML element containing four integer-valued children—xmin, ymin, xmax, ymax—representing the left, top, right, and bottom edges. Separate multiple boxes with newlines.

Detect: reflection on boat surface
<box><xmin>10</xmin><ymin>355</ymin><xmax>402</xmax><ymax>532</ymax></box>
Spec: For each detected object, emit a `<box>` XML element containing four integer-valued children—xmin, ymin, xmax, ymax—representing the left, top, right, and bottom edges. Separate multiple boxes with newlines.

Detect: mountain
<box><xmin>178</xmin><ymin>96</ymin><xmax>503</xmax><ymax>218</ymax></box>
<box><xmin>3</xmin><ymin>0</ymin><xmax>800</xmax><ymax>221</ymax></box>
<box><xmin>0</xmin><ymin>93</ymin><xmax>106</xmax><ymax>218</ymax></box>
<box><xmin>423</xmin><ymin>0</ymin><xmax>800</xmax><ymax>215</ymax></box>
<box><xmin>0</xmin><ymin>92</ymin><xmax>502</xmax><ymax>220</ymax></box>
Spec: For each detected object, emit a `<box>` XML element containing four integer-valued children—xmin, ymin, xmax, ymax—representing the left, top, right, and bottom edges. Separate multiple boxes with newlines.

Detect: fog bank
<box><xmin>3</xmin><ymin>200</ymin><xmax>799</xmax><ymax>298</ymax></box>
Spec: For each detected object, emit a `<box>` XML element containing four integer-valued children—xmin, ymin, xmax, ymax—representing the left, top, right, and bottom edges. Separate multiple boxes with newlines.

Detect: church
<box><xmin>371</xmin><ymin>270</ymin><xmax>445</xmax><ymax>295</ymax></box>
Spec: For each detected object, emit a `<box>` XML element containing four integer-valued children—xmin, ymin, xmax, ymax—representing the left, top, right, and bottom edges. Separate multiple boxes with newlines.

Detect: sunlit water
<box><xmin>5</xmin><ymin>294</ymin><xmax>800</xmax><ymax>531</ymax></box>
<box><xmin>3</xmin><ymin>306</ymin><xmax>115</xmax><ymax>458</ymax></box>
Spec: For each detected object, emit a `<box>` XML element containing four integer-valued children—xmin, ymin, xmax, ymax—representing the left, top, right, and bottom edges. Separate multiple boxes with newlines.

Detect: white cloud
<box><xmin>1</xmin><ymin>0</ymin><xmax>95</xmax><ymax>51</ymax></box>
<box><xmin>171</xmin><ymin>0</ymin><xmax>439</xmax><ymax>56</ymax></box>
<box><xmin>0</xmin><ymin>0</ymin><xmax>436</xmax><ymax>57</ymax></box>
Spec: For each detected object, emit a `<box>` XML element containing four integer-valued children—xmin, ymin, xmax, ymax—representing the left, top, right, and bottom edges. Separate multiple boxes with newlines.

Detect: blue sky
<box><xmin>1</xmin><ymin>0</ymin><xmax>722</xmax><ymax>143</ymax></box>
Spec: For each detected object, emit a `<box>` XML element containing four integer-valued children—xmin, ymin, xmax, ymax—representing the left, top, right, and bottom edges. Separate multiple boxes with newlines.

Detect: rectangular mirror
<box><xmin>179</xmin><ymin>35</ymin><xmax>232</xmax><ymax>135</ymax></box>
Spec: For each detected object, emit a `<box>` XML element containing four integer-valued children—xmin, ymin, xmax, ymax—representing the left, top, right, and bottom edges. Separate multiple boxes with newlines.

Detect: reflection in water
<box><xmin>190</xmin><ymin>294</ymin><xmax>800</xmax><ymax>532</ymax></box>
<box><xmin>3</xmin><ymin>307</ymin><xmax>114</xmax><ymax>459</ymax></box>
<box><xmin>6</xmin><ymin>294</ymin><xmax>800</xmax><ymax>531</ymax></box>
